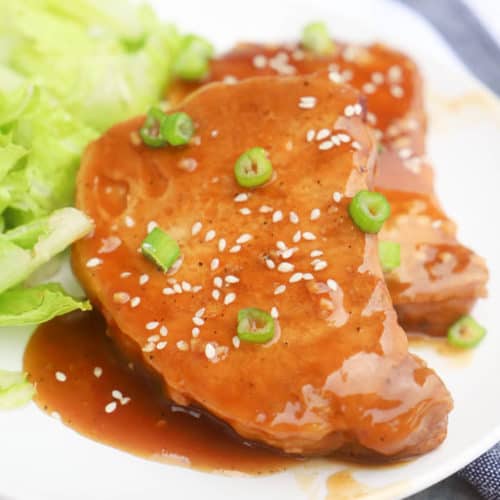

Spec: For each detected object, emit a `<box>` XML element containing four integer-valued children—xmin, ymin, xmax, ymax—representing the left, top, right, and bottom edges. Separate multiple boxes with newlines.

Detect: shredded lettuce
<box><xmin>0</xmin><ymin>370</ymin><xmax>35</xmax><ymax>409</ymax></box>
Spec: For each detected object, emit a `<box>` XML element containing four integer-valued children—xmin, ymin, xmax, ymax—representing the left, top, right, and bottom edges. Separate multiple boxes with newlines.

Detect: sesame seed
<box><xmin>327</xmin><ymin>279</ymin><xmax>339</xmax><ymax>291</ymax></box>
<box><xmin>205</xmin><ymin>229</ymin><xmax>216</xmax><ymax>242</ymax></box>
<box><xmin>270</xmin><ymin>307</ymin><xmax>279</xmax><ymax>319</ymax></box>
<box><xmin>192</xmin><ymin>316</ymin><xmax>204</xmax><ymax>326</ymax></box>
<box><xmin>229</xmin><ymin>245</ymin><xmax>241</xmax><ymax>253</ymax></box>
<box><xmin>232</xmin><ymin>336</ymin><xmax>241</xmax><ymax>348</ymax></box>
<box><xmin>55</xmin><ymin>371</ymin><xmax>67</xmax><ymax>382</ymax></box>
<box><xmin>328</xmin><ymin>70</ymin><xmax>342</xmax><ymax>83</ymax></box>
<box><xmin>310</xmin><ymin>208</ymin><xmax>321</xmax><ymax>221</ymax></box>
<box><xmin>388</xmin><ymin>65</ymin><xmax>402</xmax><ymax>82</ymax></box>
<box><xmin>146</xmin><ymin>321</ymin><xmax>159</xmax><ymax>330</ymax></box>
<box><xmin>147</xmin><ymin>221</ymin><xmax>158</xmax><ymax>233</ymax></box>
<box><xmin>281</xmin><ymin>248</ymin><xmax>297</xmax><ymax>259</ymax></box>
<box><xmin>195</xmin><ymin>308</ymin><xmax>205</xmax><ymax>317</ymax></box>
<box><xmin>224</xmin><ymin>293</ymin><xmax>236</xmax><ymax>305</ymax></box>
<box><xmin>289</xmin><ymin>272</ymin><xmax>303</xmax><ymax>283</ymax></box>
<box><xmin>192</xmin><ymin>285</ymin><xmax>203</xmax><ymax>293</ymax></box>
<box><xmin>124</xmin><ymin>216</ymin><xmax>135</xmax><ymax>228</ymax></box>
<box><xmin>390</xmin><ymin>85</ymin><xmax>404</xmax><ymax>98</ymax></box>
<box><xmin>362</xmin><ymin>82</ymin><xmax>376</xmax><ymax>94</ymax></box>
<box><xmin>398</xmin><ymin>148</ymin><xmax>412</xmax><ymax>159</ymax></box>
<box><xmin>234</xmin><ymin>193</ymin><xmax>249</xmax><ymax>203</ymax></box>
<box><xmin>313</xmin><ymin>261</ymin><xmax>328</xmax><ymax>271</ymax></box>
<box><xmin>176</xmin><ymin>340</ymin><xmax>189</xmax><ymax>351</ymax></box>
<box><xmin>272</xmin><ymin>210</ymin><xmax>283</xmax><ymax>223</ymax></box>
<box><xmin>162</xmin><ymin>287</ymin><xmax>175</xmax><ymax>295</ymax></box>
<box><xmin>303</xmin><ymin>232</ymin><xmax>316</xmax><ymax>241</ymax></box>
<box><xmin>211</xmin><ymin>129</ymin><xmax>219</xmax><ymax>138</ymax></box>
<box><xmin>139</xmin><ymin>274</ymin><xmax>149</xmax><ymax>286</ymax></box>
<box><xmin>352</xmin><ymin>141</ymin><xmax>362</xmax><ymax>150</ymax></box>
<box><xmin>353</xmin><ymin>103</ymin><xmax>363</xmax><ymax>115</ymax></box>
<box><xmin>218</xmin><ymin>238</ymin><xmax>226</xmax><ymax>252</ymax></box>
<box><xmin>276</xmin><ymin>241</ymin><xmax>287</xmax><ymax>251</ymax></box>
<box><xmin>289</xmin><ymin>211</ymin><xmax>299</xmax><ymax>224</ymax></box>
<box><xmin>292</xmin><ymin>230</ymin><xmax>302</xmax><ymax>243</ymax></box>
<box><xmin>236</xmin><ymin>234</ymin><xmax>252</xmax><ymax>244</ymax></box>
<box><xmin>147</xmin><ymin>334</ymin><xmax>160</xmax><ymax>342</ymax></box>
<box><xmin>274</xmin><ymin>285</ymin><xmax>286</xmax><ymax>295</ymax></box>
<box><xmin>86</xmin><ymin>257</ymin><xmax>103</xmax><ymax>268</ymax></box>
<box><xmin>316</xmin><ymin>128</ymin><xmax>331</xmax><ymax>141</ymax></box>
<box><xmin>310</xmin><ymin>250</ymin><xmax>324</xmax><ymax>257</ymax></box>
<box><xmin>120</xmin><ymin>272</ymin><xmax>132</xmax><ymax>278</ymax></box>
<box><xmin>253</xmin><ymin>54</ymin><xmax>267</xmax><ymax>68</ymax></box>
<box><xmin>225</xmin><ymin>275</ymin><xmax>240</xmax><ymax>284</ymax></box>
<box><xmin>303</xmin><ymin>273</ymin><xmax>314</xmax><ymax>280</ymax></box>
<box><xmin>211</xmin><ymin>258</ymin><xmax>220</xmax><ymax>271</ymax></box>
<box><xmin>105</xmin><ymin>401</ymin><xmax>117</xmax><ymax>414</ymax></box>
<box><xmin>178</xmin><ymin>158</ymin><xmax>197</xmax><ymax>172</ymax></box>
<box><xmin>112</xmin><ymin>390</ymin><xmax>123</xmax><ymax>400</ymax></box>
<box><xmin>299</xmin><ymin>96</ymin><xmax>317</xmax><ymax>109</ymax></box>
<box><xmin>160</xmin><ymin>326</ymin><xmax>168</xmax><ymax>336</ymax></box>
<box><xmin>372</xmin><ymin>71</ymin><xmax>384</xmax><ymax>84</ymax></box>
<box><xmin>121</xmin><ymin>397</ymin><xmax>131</xmax><ymax>405</ymax></box>
<box><xmin>192</xmin><ymin>327</ymin><xmax>200</xmax><ymax>337</ymax></box>
<box><xmin>142</xmin><ymin>343</ymin><xmax>155</xmax><ymax>352</ymax></box>
<box><xmin>205</xmin><ymin>343</ymin><xmax>216</xmax><ymax>360</ymax></box>
<box><xmin>306</xmin><ymin>129</ymin><xmax>316</xmax><ymax>142</ymax></box>
<box><xmin>113</xmin><ymin>292</ymin><xmax>130</xmax><ymax>304</ymax></box>
<box><xmin>214</xmin><ymin>276</ymin><xmax>223</xmax><ymax>288</ymax></box>
<box><xmin>93</xmin><ymin>367</ymin><xmax>103</xmax><ymax>378</ymax></box>
<box><xmin>344</xmin><ymin>105</ymin><xmax>355</xmax><ymax>117</ymax></box>
<box><xmin>181</xmin><ymin>281</ymin><xmax>192</xmax><ymax>292</ymax></box>
<box><xmin>157</xmin><ymin>341</ymin><xmax>167</xmax><ymax>350</ymax></box>
<box><xmin>265</xmin><ymin>258</ymin><xmax>276</xmax><ymax>270</ymax></box>
<box><xmin>259</xmin><ymin>205</ymin><xmax>273</xmax><ymax>213</ymax></box>
<box><xmin>319</xmin><ymin>140</ymin><xmax>333</xmax><ymax>151</ymax></box>
<box><xmin>331</xmin><ymin>135</ymin><xmax>341</xmax><ymax>146</ymax></box>
<box><xmin>333</xmin><ymin>191</ymin><xmax>343</xmax><ymax>203</ymax></box>
<box><xmin>212</xmin><ymin>289</ymin><xmax>221</xmax><ymax>300</ymax></box>
<box><xmin>171</xmin><ymin>283</ymin><xmax>182</xmax><ymax>294</ymax></box>
<box><xmin>192</xmin><ymin>221</ymin><xmax>202</xmax><ymax>236</ymax></box>
<box><xmin>130</xmin><ymin>297</ymin><xmax>141</xmax><ymax>308</ymax></box>
<box><xmin>239</xmin><ymin>208</ymin><xmax>252</xmax><ymax>215</ymax></box>
<box><xmin>338</xmin><ymin>133</ymin><xmax>351</xmax><ymax>143</ymax></box>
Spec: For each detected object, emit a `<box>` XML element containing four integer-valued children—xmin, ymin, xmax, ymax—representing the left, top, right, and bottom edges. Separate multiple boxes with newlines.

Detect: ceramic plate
<box><xmin>1</xmin><ymin>1</ymin><xmax>499</xmax><ymax>498</ymax></box>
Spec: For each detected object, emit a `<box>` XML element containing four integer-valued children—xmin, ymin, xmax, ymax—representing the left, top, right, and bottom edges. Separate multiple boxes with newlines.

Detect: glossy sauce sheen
<box><xmin>24</xmin><ymin>311</ymin><xmax>298</xmax><ymax>473</ymax></box>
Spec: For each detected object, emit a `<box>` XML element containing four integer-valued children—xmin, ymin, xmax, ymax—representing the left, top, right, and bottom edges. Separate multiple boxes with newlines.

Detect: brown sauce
<box><xmin>23</xmin><ymin>310</ymin><xmax>300</xmax><ymax>474</ymax></box>
<box><xmin>408</xmin><ymin>333</ymin><xmax>473</xmax><ymax>367</ymax></box>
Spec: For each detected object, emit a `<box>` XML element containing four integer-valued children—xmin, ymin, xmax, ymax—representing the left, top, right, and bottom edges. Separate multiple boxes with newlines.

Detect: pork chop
<box><xmin>73</xmin><ymin>73</ymin><xmax>452</xmax><ymax>458</ymax></box>
<box><xmin>168</xmin><ymin>41</ymin><xmax>488</xmax><ymax>336</ymax></box>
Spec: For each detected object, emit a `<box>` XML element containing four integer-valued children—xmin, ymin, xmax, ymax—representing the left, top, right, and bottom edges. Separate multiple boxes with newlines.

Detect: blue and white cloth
<box><xmin>460</xmin><ymin>444</ymin><xmax>500</xmax><ymax>500</ymax></box>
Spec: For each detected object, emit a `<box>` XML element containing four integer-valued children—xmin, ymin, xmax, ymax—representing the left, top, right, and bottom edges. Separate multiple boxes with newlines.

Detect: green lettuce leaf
<box><xmin>0</xmin><ymin>370</ymin><xmax>35</xmax><ymax>409</ymax></box>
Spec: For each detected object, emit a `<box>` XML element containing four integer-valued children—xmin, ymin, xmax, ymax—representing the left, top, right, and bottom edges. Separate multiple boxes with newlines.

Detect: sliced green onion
<box><xmin>139</xmin><ymin>107</ymin><xmax>167</xmax><ymax>148</ymax></box>
<box><xmin>301</xmin><ymin>22</ymin><xmax>335</xmax><ymax>55</ymax></box>
<box><xmin>161</xmin><ymin>112</ymin><xmax>194</xmax><ymax>146</ymax></box>
<box><xmin>234</xmin><ymin>147</ymin><xmax>273</xmax><ymax>188</ymax></box>
<box><xmin>379</xmin><ymin>241</ymin><xmax>400</xmax><ymax>272</ymax></box>
<box><xmin>447</xmin><ymin>315</ymin><xmax>486</xmax><ymax>349</ymax></box>
<box><xmin>237</xmin><ymin>308</ymin><xmax>275</xmax><ymax>344</ymax></box>
<box><xmin>348</xmin><ymin>190</ymin><xmax>391</xmax><ymax>234</ymax></box>
<box><xmin>174</xmin><ymin>35</ymin><xmax>214</xmax><ymax>81</ymax></box>
<box><xmin>0</xmin><ymin>370</ymin><xmax>35</xmax><ymax>410</ymax></box>
<box><xmin>141</xmin><ymin>228</ymin><xmax>180</xmax><ymax>272</ymax></box>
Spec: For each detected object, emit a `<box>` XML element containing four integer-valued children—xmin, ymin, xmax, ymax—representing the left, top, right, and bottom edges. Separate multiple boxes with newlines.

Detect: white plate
<box><xmin>1</xmin><ymin>1</ymin><xmax>499</xmax><ymax>498</ymax></box>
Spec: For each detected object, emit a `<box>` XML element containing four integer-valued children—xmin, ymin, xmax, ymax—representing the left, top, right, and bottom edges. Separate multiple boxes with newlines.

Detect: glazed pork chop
<box><xmin>168</xmin><ymin>41</ymin><xmax>488</xmax><ymax>336</ymax></box>
<box><xmin>73</xmin><ymin>73</ymin><xmax>452</xmax><ymax>458</ymax></box>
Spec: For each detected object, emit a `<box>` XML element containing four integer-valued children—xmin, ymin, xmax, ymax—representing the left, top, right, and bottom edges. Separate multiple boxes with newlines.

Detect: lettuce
<box><xmin>0</xmin><ymin>370</ymin><xmax>35</xmax><ymax>409</ymax></box>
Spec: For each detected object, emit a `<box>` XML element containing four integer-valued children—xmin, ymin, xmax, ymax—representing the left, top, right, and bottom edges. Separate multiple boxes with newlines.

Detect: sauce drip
<box><xmin>23</xmin><ymin>311</ymin><xmax>299</xmax><ymax>474</ymax></box>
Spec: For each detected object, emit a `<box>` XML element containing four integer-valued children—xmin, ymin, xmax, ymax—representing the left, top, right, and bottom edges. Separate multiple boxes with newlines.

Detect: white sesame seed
<box><xmin>162</xmin><ymin>287</ymin><xmax>175</xmax><ymax>295</ymax></box>
<box><xmin>313</xmin><ymin>261</ymin><xmax>328</xmax><ymax>271</ymax></box>
<box><xmin>225</xmin><ymin>275</ymin><xmax>240</xmax><ymax>284</ymax></box>
<box><xmin>281</xmin><ymin>248</ymin><xmax>297</xmax><ymax>259</ymax></box>
<box><xmin>205</xmin><ymin>343</ymin><xmax>217</xmax><ymax>360</ymax></box>
<box><xmin>192</xmin><ymin>316</ymin><xmax>204</xmax><ymax>326</ymax></box>
<box><xmin>298</xmin><ymin>96</ymin><xmax>317</xmax><ymax>109</ymax></box>
<box><xmin>390</xmin><ymin>85</ymin><xmax>404</xmax><ymax>98</ymax></box>
<box><xmin>276</xmin><ymin>241</ymin><xmax>287</xmax><ymax>251</ymax></box>
<box><xmin>327</xmin><ymin>279</ymin><xmax>339</xmax><ymax>291</ymax></box>
<box><xmin>253</xmin><ymin>54</ymin><xmax>268</xmax><ymax>68</ymax></box>
<box><xmin>274</xmin><ymin>285</ymin><xmax>286</xmax><ymax>295</ymax></box>
<box><xmin>398</xmin><ymin>148</ymin><xmax>412</xmax><ymax>159</ymax></box>
<box><xmin>160</xmin><ymin>326</ymin><xmax>168</xmax><ymax>336</ymax></box>
<box><xmin>224</xmin><ymin>293</ymin><xmax>236</xmax><ymax>305</ymax></box>
<box><xmin>176</xmin><ymin>340</ymin><xmax>189</xmax><ymax>351</ymax></box>
<box><xmin>344</xmin><ymin>105</ymin><xmax>355</xmax><ymax>117</ymax></box>
<box><xmin>289</xmin><ymin>272</ymin><xmax>303</xmax><ymax>283</ymax></box>
<box><xmin>265</xmin><ymin>258</ymin><xmax>276</xmax><ymax>270</ymax></box>
<box><xmin>147</xmin><ymin>334</ymin><xmax>160</xmax><ymax>342</ymax></box>
<box><xmin>338</xmin><ymin>133</ymin><xmax>351</xmax><ymax>143</ymax></box>
<box><xmin>272</xmin><ymin>210</ymin><xmax>283</xmax><ymax>223</ymax></box>
<box><xmin>236</xmin><ymin>234</ymin><xmax>252</xmax><ymax>244</ymax></box>
<box><xmin>142</xmin><ymin>343</ymin><xmax>155</xmax><ymax>352</ymax></box>
<box><xmin>192</xmin><ymin>221</ymin><xmax>202</xmax><ymax>236</ymax></box>
<box><xmin>306</xmin><ymin>129</ymin><xmax>316</xmax><ymax>142</ymax></box>
<box><xmin>124</xmin><ymin>216</ymin><xmax>135</xmax><ymax>228</ymax></box>
<box><xmin>333</xmin><ymin>191</ymin><xmax>343</xmax><ymax>203</ymax></box>
<box><xmin>303</xmin><ymin>232</ymin><xmax>316</xmax><ymax>241</ymax></box>
<box><xmin>353</xmin><ymin>103</ymin><xmax>363</xmax><ymax>115</ymax></box>
<box><xmin>211</xmin><ymin>129</ymin><xmax>219</xmax><ymax>138</ymax></box>
<box><xmin>86</xmin><ymin>257</ymin><xmax>103</xmax><ymax>268</ymax></box>
<box><xmin>157</xmin><ymin>341</ymin><xmax>167</xmax><ymax>350</ymax></box>
<box><xmin>328</xmin><ymin>70</ymin><xmax>342</xmax><ymax>83</ymax></box>
<box><xmin>388</xmin><ymin>65</ymin><xmax>402</xmax><ymax>82</ymax></box>
<box><xmin>259</xmin><ymin>205</ymin><xmax>273</xmax><ymax>213</ymax></box>
<box><xmin>289</xmin><ymin>211</ymin><xmax>299</xmax><ymax>224</ymax></box>
<box><xmin>270</xmin><ymin>307</ymin><xmax>279</xmax><ymax>319</ymax></box>
<box><xmin>214</xmin><ymin>276</ymin><xmax>223</xmax><ymax>288</ymax></box>
<box><xmin>303</xmin><ymin>273</ymin><xmax>314</xmax><ymax>280</ymax></box>
<box><xmin>205</xmin><ymin>230</ymin><xmax>216</xmax><ymax>242</ymax></box>
<box><xmin>113</xmin><ymin>292</ymin><xmax>130</xmax><ymax>304</ymax></box>
<box><xmin>239</xmin><ymin>208</ymin><xmax>252</xmax><ymax>215</ymax></box>
<box><xmin>229</xmin><ymin>245</ymin><xmax>241</xmax><ymax>253</ymax></box>
<box><xmin>316</xmin><ymin>128</ymin><xmax>331</xmax><ymax>141</ymax></box>
<box><xmin>105</xmin><ymin>401</ymin><xmax>117</xmax><ymax>414</ymax></box>
<box><xmin>331</xmin><ymin>135</ymin><xmax>341</xmax><ymax>146</ymax></box>
<box><xmin>93</xmin><ymin>367</ymin><xmax>103</xmax><ymax>378</ymax></box>
<box><xmin>192</xmin><ymin>285</ymin><xmax>203</xmax><ymax>293</ymax></box>
<box><xmin>310</xmin><ymin>250</ymin><xmax>324</xmax><ymax>257</ymax></box>
<box><xmin>311</xmin><ymin>258</ymin><xmax>321</xmax><ymax>266</ymax></box>
<box><xmin>112</xmin><ymin>390</ymin><xmax>123</xmax><ymax>400</ymax></box>
<box><xmin>147</xmin><ymin>221</ymin><xmax>158</xmax><ymax>233</ymax></box>
<box><xmin>362</xmin><ymin>82</ymin><xmax>376</xmax><ymax>94</ymax></box>
<box><xmin>146</xmin><ymin>321</ymin><xmax>159</xmax><ymax>330</ymax></box>
<box><xmin>192</xmin><ymin>327</ymin><xmax>200</xmax><ymax>337</ymax></box>
<box><xmin>372</xmin><ymin>71</ymin><xmax>384</xmax><ymax>84</ymax></box>
<box><xmin>234</xmin><ymin>193</ymin><xmax>249</xmax><ymax>203</ymax></box>
<box><xmin>218</xmin><ymin>238</ymin><xmax>226</xmax><ymax>252</ymax></box>
<box><xmin>232</xmin><ymin>336</ymin><xmax>241</xmax><ymax>348</ymax></box>
<box><xmin>173</xmin><ymin>283</ymin><xmax>182</xmax><ymax>294</ymax></box>
<box><xmin>310</xmin><ymin>208</ymin><xmax>321</xmax><ymax>221</ymax></box>
<box><xmin>195</xmin><ymin>308</ymin><xmax>205</xmax><ymax>317</ymax></box>
<box><xmin>120</xmin><ymin>272</ymin><xmax>132</xmax><ymax>278</ymax></box>
<box><xmin>319</xmin><ymin>140</ymin><xmax>333</xmax><ymax>151</ymax></box>
<box><xmin>130</xmin><ymin>297</ymin><xmax>141</xmax><ymax>308</ymax></box>
<box><xmin>121</xmin><ymin>397</ymin><xmax>131</xmax><ymax>405</ymax></box>
<box><xmin>212</xmin><ymin>289</ymin><xmax>221</xmax><ymax>300</ymax></box>
<box><xmin>139</xmin><ymin>274</ymin><xmax>149</xmax><ymax>286</ymax></box>
<box><xmin>352</xmin><ymin>141</ymin><xmax>362</xmax><ymax>150</ymax></box>
<box><xmin>181</xmin><ymin>281</ymin><xmax>192</xmax><ymax>292</ymax></box>
<box><xmin>211</xmin><ymin>258</ymin><xmax>220</xmax><ymax>271</ymax></box>
<box><xmin>55</xmin><ymin>371</ymin><xmax>67</xmax><ymax>382</ymax></box>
